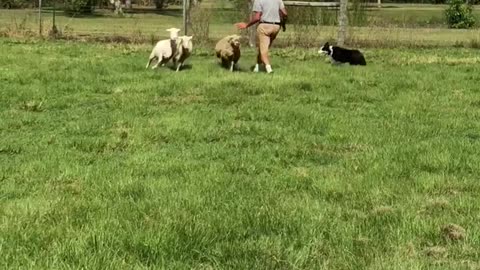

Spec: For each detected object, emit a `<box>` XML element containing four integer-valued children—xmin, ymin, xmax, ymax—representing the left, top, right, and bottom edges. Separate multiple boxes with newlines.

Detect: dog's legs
<box><xmin>332</xmin><ymin>60</ymin><xmax>342</xmax><ymax>66</ymax></box>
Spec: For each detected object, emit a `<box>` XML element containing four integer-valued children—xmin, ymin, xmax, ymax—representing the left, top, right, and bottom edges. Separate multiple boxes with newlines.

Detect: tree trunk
<box><xmin>337</xmin><ymin>0</ymin><xmax>348</xmax><ymax>46</ymax></box>
<box><xmin>155</xmin><ymin>0</ymin><xmax>164</xmax><ymax>10</ymax></box>
<box><xmin>183</xmin><ymin>0</ymin><xmax>189</xmax><ymax>35</ymax></box>
<box><xmin>248</xmin><ymin>0</ymin><xmax>256</xmax><ymax>47</ymax></box>
<box><xmin>114</xmin><ymin>0</ymin><xmax>123</xmax><ymax>14</ymax></box>
<box><xmin>38</xmin><ymin>0</ymin><xmax>42</xmax><ymax>36</ymax></box>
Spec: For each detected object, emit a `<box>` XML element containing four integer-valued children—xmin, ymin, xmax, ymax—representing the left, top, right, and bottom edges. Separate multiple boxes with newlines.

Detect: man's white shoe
<box><xmin>266</xmin><ymin>65</ymin><xmax>273</xmax><ymax>74</ymax></box>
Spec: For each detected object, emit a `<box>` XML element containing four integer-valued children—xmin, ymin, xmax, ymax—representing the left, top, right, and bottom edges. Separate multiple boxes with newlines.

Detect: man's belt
<box><xmin>260</xmin><ymin>21</ymin><xmax>281</xmax><ymax>25</ymax></box>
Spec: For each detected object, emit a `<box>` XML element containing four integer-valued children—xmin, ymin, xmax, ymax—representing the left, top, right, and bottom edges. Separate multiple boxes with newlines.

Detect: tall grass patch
<box><xmin>1</xmin><ymin>40</ymin><xmax>480</xmax><ymax>269</ymax></box>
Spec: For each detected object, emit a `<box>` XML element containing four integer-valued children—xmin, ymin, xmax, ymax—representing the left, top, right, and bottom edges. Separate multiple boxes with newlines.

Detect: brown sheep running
<box><xmin>215</xmin><ymin>35</ymin><xmax>241</xmax><ymax>72</ymax></box>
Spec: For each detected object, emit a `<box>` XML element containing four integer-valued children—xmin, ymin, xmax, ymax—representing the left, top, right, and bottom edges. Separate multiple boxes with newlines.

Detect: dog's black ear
<box><xmin>324</xmin><ymin>42</ymin><xmax>329</xmax><ymax>47</ymax></box>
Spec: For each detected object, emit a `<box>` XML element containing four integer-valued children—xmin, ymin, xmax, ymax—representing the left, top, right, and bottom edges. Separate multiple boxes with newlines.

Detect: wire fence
<box><xmin>1</xmin><ymin>0</ymin><xmax>480</xmax><ymax>48</ymax></box>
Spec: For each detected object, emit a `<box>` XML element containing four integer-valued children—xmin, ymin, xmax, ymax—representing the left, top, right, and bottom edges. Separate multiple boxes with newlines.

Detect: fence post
<box><xmin>38</xmin><ymin>0</ymin><xmax>42</xmax><ymax>36</ymax></box>
<box><xmin>337</xmin><ymin>0</ymin><xmax>347</xmax><ymax>46</ymax></box>
<box><xmin>183</xmin><ymin>0</ymin><xmax>189</xmax><ymax>35</ymax></box>
<box><xmin>248</xmin><ymin>0</ymin><xmax>256</xmax><ymax>47</ymax></box>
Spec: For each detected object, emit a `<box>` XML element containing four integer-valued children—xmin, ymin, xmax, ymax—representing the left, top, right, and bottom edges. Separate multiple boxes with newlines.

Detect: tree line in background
<box><xmin>0</xmin><ymin>0</ymin><xmax>182</xmax><ymax>11</ymax></box>
<box><xmin>0</xmin><ymin>0</ymin><xmax>476</xmax><ymax>29</ymax></box>
<box><xmin>2</xmin><ymin>0</ymin><xmax>479</xmax><ymax>11</ymax></box>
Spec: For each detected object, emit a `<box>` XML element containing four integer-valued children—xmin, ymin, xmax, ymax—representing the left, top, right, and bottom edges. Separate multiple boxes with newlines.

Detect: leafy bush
<box><xmin>189</xmin><ymin>5</ymin><xmax>212</xmax><ymax>44</ymax></box>
<box><xmin>0</xmin><ymin>0</ymin><xmax>28</xmax><ymax>9</ymax></box>
<box><xmin>349</xmin><ymin>0</ymin><xmax>368</xmax><ymax>27</ymax></box>
<box><xmin>154</xmin><ymin>0</ymin><xmax>179</xmax><ymax>10</ymax></box>
<box><xmin>445</xmin><ymin>0</ymin><xmax>475</xmax><ymax>29</ymax></box>
<box><xmin>64</xmin><ymin>0</ymin><xmax>96</xmax><ymax>15</ymax></box>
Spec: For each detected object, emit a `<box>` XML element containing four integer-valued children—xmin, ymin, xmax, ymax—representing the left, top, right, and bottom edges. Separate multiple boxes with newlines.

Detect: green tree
<box><xmin>445</xmin><ymin>0</ymin><xmax>475</xmax><ymax>29</ymax></box>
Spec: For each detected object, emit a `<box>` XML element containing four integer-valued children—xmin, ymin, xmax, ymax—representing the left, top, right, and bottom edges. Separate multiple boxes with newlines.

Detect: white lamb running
<box><xmin>172</xmin><ymin>35</ymin><xmax>193</xmax><ymax>72</ymax></box>
<box><xmin>145</xmin><ymin>28</ymin><xmax>181</xmax><ymax>69</ymax></box>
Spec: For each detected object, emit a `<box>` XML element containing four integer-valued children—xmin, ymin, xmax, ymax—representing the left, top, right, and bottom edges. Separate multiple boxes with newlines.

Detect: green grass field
<box><xmin>1</xmin><ymin>38</ymin><xmax>480</xmax><ymax>269</ymax></box>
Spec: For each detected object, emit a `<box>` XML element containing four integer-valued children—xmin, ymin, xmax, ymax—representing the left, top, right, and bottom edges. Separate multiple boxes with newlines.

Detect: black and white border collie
<box><xmin>318</xmin><ymin>42</ymin><xmax>366</xmax><ymax>66</ymax></box>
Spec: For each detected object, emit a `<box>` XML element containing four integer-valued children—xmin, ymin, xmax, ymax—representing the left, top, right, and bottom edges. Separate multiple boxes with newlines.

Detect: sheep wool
<box><xmin>215</xmin><ymin>35</ymin><xmax>241</xmax><ymax>72</ymax></box>
<box><xmin>172</xmin><ymin>35</ymin><xmax>193</xmax><ymax>72</ymax></box>
<box><xmin>145</xmin><ymin>28</ymin><xmax>181</xmax><ymax>69</ymax></box>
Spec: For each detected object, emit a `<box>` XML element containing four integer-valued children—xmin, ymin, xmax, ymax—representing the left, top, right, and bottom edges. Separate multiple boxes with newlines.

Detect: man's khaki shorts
<box><xmin>256</xmin><ymin>23</ymin><xmax>281</xmax><ymax>54</ymax></box>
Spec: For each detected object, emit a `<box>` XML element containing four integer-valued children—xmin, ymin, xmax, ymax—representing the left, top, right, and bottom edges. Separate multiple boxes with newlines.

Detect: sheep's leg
<box><xmin>221</xmin><ymin>59</ymin><xmax>228</xmax><ymax>67</ymax></box>
<box><xmin>161</xmin><ymin>58</ymin><xmax>169</xmax><ymax>67</ymax></box>
<box><xmin>146</xmin><ymin>56</ymin><xmax>155</xmax><ymax>69</ymax></box>
<box><xmin>229</xmin><ymin>61</ymin><xmax>234</xmax><ymax>72</ymax></box>
<box><xmin>152</xmin><ymin>58</ymin><xmax>163</xmax><ymax>69</ymax></box>
<box><xmin>176</xmin><ymin>62</ymin><xmax>182</xmax><ymax>72</ymax></box>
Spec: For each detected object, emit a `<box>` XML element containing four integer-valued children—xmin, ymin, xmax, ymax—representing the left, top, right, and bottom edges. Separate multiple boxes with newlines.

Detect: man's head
<box><xmin>319</xmin><ymin>42</ymin><xmax>332</xmax><ymax>56</ymax></box>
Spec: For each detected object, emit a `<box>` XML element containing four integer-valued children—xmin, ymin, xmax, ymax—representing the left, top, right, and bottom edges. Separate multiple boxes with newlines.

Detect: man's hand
<box><xmin>235</xmin><ymin>22</ymin><xmax>248</xmax><ymax>29</ymax></box>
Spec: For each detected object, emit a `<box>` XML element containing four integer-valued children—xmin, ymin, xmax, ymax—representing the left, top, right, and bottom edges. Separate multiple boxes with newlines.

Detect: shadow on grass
<box><xmin>215</xmin><ymin>62</ymin><xmax>248</xmax><ymax>72</ymax></box>
<box><xmin>165</xmin><ymin>64</ymin><xmax>193</xmax><ymax>71</ymax></box>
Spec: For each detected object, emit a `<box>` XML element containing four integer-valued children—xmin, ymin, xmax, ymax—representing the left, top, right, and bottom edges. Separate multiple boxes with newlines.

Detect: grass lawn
<box><xmin>1</xmin><ymin>38</ymin><xmax>480</xmax><ymax>269</ymax></box>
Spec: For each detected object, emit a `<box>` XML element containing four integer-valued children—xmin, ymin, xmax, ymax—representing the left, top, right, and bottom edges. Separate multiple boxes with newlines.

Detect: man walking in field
<box><xmin>235</xmin><ymin>0</ymin><xmax>287</xmax><ymax>74</ymax></box>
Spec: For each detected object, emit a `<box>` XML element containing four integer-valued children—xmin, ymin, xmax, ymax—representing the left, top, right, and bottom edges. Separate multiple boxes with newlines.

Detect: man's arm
<box><xmin>248</xmin><ymin>11</ymin><xmax>262</xmax><ymax>27</ymax></box>
<box><xmin>235</xmin><ymin>0</ymin><xmax>262</xmax><ymax>29</ymax></box>
<box><xmin>279</xmin><ymin>0</ymin><xmax>288</xmax><ymax>32</ymax></box>
<box><xmin>279</xmin><ymin>8</ymin><xmax>287</xmax><ymax>31</ymax></box>
<box><xmin>235</xmin><ymin>12</ymin><xmax>261</xmax><ymax>29</ymax></box>
<box><xmin>280</xmin><ymin>0</ymin><xmax>287</xmax><ymax>18</ymax></box>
